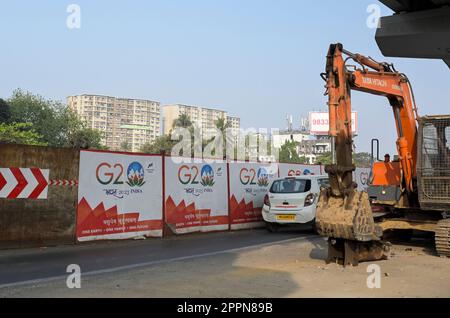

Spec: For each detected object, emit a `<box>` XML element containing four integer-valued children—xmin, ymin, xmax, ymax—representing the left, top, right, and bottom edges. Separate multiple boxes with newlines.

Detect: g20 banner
<box><xmin>354</xmin><ymin>167</ymin><xmax>371</xmax><ymax>191</ymax></box>
<box><xmin>165</xmin><ymin>158</ymin><xmax>229</xmax><ymax>234</ymax></box>
<box><xmin>229</xmin><ymin>162</ymin><xmax>278</xmax><ymax>230</ymax></box>
<box><xmin>278</xmin><ymin>163</ymin><xmax>322</xmax><ymax>178</ymax></box>
<box><xmin>77</xmin><ymin>150</ymin><xmax>163</xmax><ymax>242</ymax></box>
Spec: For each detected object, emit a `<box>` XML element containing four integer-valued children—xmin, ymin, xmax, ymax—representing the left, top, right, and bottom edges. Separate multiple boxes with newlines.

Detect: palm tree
<box><xmin>215</xmin><ymin>117</ymin><xmax>232</xmax><ymax>134</ymax></box>
<box><xmin>172</xmin><ymin>113</ymin><xmax>193</xmax><ymax>129</ymax></box>
<box><xmin>214</xmin><ymin>117</ymin><xmax>233</xmax><ymax>159</ymax></box>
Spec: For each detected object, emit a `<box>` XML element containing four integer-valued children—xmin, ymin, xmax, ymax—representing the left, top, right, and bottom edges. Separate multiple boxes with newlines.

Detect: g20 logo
<box><xmin>288</xmin><ymin>170</ymin><xmax>302</xmax><ymax>177</ymax></box>
<box><xmin>288</xmin><ymin>169</ymin><xmax>312</xmax><ymax>177</ymax></box>
<box><xmin>240</xmin><ymin>168</ymin><xmax>269</xmax><ymax>187</ymax></box>
<box><xmin>178</xmin><ymin>165</ymin><xmax>215</xmax><ymax>187</ymax></box>
<box><xmin>360</xmin><ymin>172</ymin><xmax>369</xmax><ymax>186</ymax></box>
<box><xmin>96</xmin><ymin>163</ymin><xmax>124</xmax><ymax>185</ymax></box>
<box><xmin>240</xmin><ymin>168</ymin><xmax>257</xmax><ymax>186</ymax></box>
<box><xmin>96</xmin><ymin>162</ymin><xmax>146</xmax><ymax>187</ymax></box>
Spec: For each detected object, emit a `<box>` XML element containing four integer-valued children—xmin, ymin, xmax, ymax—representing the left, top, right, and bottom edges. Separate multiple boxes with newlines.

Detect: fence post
<box><xmin>227</xmin><ymin>160</ymin><xmax>232</xmax><ymax>231</ymax></box>
<box><xmin>161</xmin><ymin>151</ymin><xmax>166</xmax><ymax>238</ymax></box>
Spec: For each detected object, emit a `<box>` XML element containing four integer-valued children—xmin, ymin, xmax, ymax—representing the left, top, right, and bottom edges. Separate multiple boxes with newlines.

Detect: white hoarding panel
<box><xmin>229</xmin><ymin>162</ymin><xmax>278</xmax><ymax>230</ymax></box>
<box><xmin>354</xmin><ymin>167</ymin><xmax>371</xmax><ymax>191</ymax></box>
<box><xmin>77</xmin><ymin>151</ymin><xmax>163</xmax><ymax>242</ymax></box>
<box><xmin>165</xmin><ymin>158</ymin><xmax>229</xmax><ymax>234</ymax></box>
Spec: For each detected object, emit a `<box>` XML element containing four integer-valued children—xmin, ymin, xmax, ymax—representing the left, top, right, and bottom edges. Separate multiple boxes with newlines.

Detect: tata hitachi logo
<box><xmin>362</xmin><ymin>77</ymin><xmax>387</xmax><ymax>87</ymax></box>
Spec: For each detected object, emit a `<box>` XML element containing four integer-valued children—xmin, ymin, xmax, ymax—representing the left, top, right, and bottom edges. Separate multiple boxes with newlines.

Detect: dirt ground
<box><xmin>1</xmin><ymin>235</ymin><xmax>449</xmax><ymax>298</ymax></box>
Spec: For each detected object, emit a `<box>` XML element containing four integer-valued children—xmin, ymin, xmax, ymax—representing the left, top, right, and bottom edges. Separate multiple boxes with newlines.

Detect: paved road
<box><xmin>0</xmin><ymin>228</ymin><xmax>315</xmax><ymax>288</ymax></box>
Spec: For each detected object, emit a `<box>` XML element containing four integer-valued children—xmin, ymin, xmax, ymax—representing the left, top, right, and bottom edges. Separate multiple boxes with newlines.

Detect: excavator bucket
<box><xmin>315</xmin><ymin>188</ymin><xmax>388</xmax><ymax>266</ymax></box>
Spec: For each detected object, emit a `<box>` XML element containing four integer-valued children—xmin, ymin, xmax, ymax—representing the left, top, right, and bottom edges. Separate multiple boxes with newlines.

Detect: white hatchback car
<box><xmin>262</xmin><ymin>176</ymin><xmax>330</xmax><ymax>232</ymax></box>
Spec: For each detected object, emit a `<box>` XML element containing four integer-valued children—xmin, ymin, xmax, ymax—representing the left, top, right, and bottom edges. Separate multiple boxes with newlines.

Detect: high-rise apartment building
<box><xmin>68</xmin><ymin>95</ymin><xmax>161</xmax><ymax>152</ymax></box>
<box><xmin>226</xmin><ymin>116</ymin><xmax>241</xmax><ymax>137</ymax></box>
<box><xmin>163</xmin><ymin>104</ymin><xmax>240</xmax><ymax>136</ymax></box>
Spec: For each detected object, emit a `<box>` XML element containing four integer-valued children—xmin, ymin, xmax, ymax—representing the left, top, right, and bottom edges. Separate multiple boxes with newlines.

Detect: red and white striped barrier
<box><xmin>0</xmin><ymin>168</ymin><xmax>49</xmax><ymax>199</ymax></box>
<box><xmin>50</xmin><ymin>180</ymin><xmax>78</xmax><ymax>187</ymax></box>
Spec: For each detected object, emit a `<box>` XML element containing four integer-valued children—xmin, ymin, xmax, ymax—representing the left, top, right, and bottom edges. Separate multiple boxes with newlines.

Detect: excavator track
<box><xmin>435</xmin><ymin>219</ymin><xmax>450</xmax><ymax>258</ymax></box>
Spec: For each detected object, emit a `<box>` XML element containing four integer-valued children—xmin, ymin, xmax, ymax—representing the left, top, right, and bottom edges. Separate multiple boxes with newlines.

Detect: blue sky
<box><xmin>0</xmin><ymin>0</ymin><xmax>448</xmax><ymax>154</ymax></box>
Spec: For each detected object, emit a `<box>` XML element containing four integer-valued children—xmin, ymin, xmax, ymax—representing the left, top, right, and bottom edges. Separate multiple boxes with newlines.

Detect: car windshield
<box><xmin>270</xmin><ymin>179</ymin><xmax>311</xmax><ymax>194</ymax></box>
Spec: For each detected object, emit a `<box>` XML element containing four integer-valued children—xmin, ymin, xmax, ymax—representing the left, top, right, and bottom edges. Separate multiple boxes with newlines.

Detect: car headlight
<box><xmin>264</xmin><ymin>194</ymin><xmax>271</xmax><ymax>207</ymax></box>
<box><xmin>304</xmin><ymin>193</ymin><xmax>315</xmax><ymax>207</ymax></box>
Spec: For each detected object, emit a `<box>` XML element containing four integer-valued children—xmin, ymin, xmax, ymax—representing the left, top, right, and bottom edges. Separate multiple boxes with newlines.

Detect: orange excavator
<box><xmin>316</xmin><ymin>43</ymin><xmax>450</xmax><ymax>266</ymax></box>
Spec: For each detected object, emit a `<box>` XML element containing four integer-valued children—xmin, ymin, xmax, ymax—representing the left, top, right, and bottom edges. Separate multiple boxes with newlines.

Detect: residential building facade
<box><xmin>297</xmin><ymin>138</ymin><xmax>332</xmax><ymax>164</ymax></box>
<box><xmin>68</xmin><ymin>94</ymin><xmax>161</xmax><ymax>152</ymax></box>
<box><xmin>163</xmin><ymin>104</ymin><xmax>240</xmax><ymax>137</ymax></box>
<box><xmin>272</xmin><ymin>130</ymin><xmax>311</xmax><ymax>149</ymax></box>
<box><xmin>272</xmin><ymin>130</ymin><xmax>332</xmax><ymax>164</ymax></box>
<box><xmin>226</xmin><ymin>116</ymin><xmax>241</xmax><ymax>137</ymax></box>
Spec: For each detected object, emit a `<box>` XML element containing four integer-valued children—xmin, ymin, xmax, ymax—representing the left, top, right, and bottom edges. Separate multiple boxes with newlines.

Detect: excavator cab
<box><xmin>368</xmin><ymin>138</ymin><xmax>402</xmax><ymax>207</ymax></box>
<box><xmin>417</xmin><ymin>115</ymin><xmax>450</xmax><ymax>211</ymax></box>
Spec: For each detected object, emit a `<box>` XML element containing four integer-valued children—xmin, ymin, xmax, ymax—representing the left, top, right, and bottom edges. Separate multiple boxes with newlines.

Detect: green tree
<box><xmin>201</xmin><ymin>117</ymin><xmax>232</xmax><ymax>158</ymax></box>
<box><xmin>315</xmin><ymin>152</ymin><xmax>332</xmax><ymax>165</ymax></box>
<box><xmin>121</xmin><ymin>141</ymin><xmax>131</xmax><ymax>152</ymax></box>
<box><xmin>7</xmin><ymin>89</ymin><xmax>104</xmax><ymax>149</ymax></box>
<box><xmin>215</xmin><ymin>117</ymin><xmax>231</xmax><ymax>134</ymax></box>
<box><xmin>0</xmin><ymin>99</ymin><xmax>11</xmax><ymax>123</ymax></box>
<box><xmin>279</xmin><ymin>140</ymin><xmax>308</xmax><ymax>164</ymax></box>
<box><xmin>353</xmin><ymin>152</ymin><xmax>373</xmax><ymax>168</ymax></box>
<box><xmin>67</xmin><ymin>127</ymin><xmax>105</xmax><ymax>149</ymax></box>
<box><xmin>314</xmin><ymin>152</ymin><xmax>373</xmax><ymax>167</ymax></box>
<box><xmin>8</xmin><ymin>89</ymin><xmax>67</xmax><ymax>146</ymax></box>
<box><xmin>0</xmin><ymin>123</ymin><xmax>47</xmax><ymax>146</ymax></box>
<box><xmin>141</xmin><ymin>135</ymin><xmax>176</xmax><ymax>155</ymax></box>
<box><xmin>172</xmin><ymin>113</ymin><xmax>193</xmax><ymax>129</ymax></box>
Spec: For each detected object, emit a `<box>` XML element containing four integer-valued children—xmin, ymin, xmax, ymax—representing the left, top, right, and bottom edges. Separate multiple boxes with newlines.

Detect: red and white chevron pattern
<box><xmin>0</xmin><ymin>168</ymin><xmax>49</xmax><ymax>200</ymax></box>
<box><xmin>50</xmin><ymin>180</ymin><xmax>78</xmax><ymax>187</ymax></box>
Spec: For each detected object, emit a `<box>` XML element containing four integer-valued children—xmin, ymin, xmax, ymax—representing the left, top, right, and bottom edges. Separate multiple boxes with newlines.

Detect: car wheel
<box><xmin>265</xmin><ymin>222</ymin><xmax>279</xmax><ymax>233</ymax></box>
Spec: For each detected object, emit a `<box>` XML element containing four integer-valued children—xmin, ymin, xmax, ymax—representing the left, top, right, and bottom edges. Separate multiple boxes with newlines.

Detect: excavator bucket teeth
<box><xmin>316</xmin><ymin>189</ymin><xmax>381</xmax><ymax>242</ymax></box>
<box><xmin>326</xmin><ymin>238</ymin><xmax>390</xmax><ymax>266</ymax></box>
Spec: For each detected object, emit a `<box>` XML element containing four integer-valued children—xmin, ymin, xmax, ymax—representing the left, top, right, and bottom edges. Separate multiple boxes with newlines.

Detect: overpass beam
<box><xmin>376</xmin><ymin>6</ymin><xmax>450</xmax><ymax>67</ymax></box>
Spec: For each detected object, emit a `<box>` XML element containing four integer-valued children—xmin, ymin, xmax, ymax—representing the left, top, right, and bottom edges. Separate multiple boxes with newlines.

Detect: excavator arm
<box><xmin>316</xmin><ymin>43</ymin><xmax>420</xmax><ymax>266</ymax></box>
<box><xmin>348</xmin><ymin>60</ymin><xmax>419</xmax><ymax>194</ymax></box>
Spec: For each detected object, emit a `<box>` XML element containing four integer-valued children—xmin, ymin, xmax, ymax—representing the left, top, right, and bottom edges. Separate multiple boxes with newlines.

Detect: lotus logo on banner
<box><xmin>200</xmin><ymin>165</ymin><xmax>215</xmax><ymax>187</ymax></box>
<box><xmin>257</xmin><ymin>168</ymin><xmax>269</xmax><ymax>187</ymax></box>
<box><xmin>126</xmin><ymin>162</ymin><xmax>145</xmax><ymax>187</ymax></box>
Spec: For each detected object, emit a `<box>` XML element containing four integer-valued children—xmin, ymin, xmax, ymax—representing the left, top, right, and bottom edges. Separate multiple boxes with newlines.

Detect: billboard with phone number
<box><xmin>309</xmin><ymin>111</ymin><xmax>358</xmax><ymax>135</ymax></box>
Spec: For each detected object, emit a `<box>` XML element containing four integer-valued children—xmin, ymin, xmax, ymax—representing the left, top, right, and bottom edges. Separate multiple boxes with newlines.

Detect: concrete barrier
<box><xmin>0</xmin><ymin>144</ymin><xmax>79</xmax><ymax>248</ymax></box>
